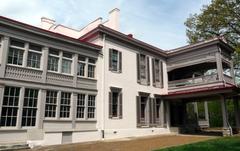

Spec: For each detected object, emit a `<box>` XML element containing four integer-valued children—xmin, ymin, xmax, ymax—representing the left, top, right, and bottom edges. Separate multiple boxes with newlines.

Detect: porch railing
<box><xmin>168</xmin><ymin>74</ymin><xmax>218</xmax><ymax>88</ymax></box>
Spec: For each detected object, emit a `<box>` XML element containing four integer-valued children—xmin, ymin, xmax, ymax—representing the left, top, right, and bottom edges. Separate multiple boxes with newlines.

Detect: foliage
<box><xmin>155</xmin><ymin>137</ymin><xmax>240</xmax><ymax>151</ymax></box>
<box><xmin>185</xmin><ymin>0</ymin><xmax>240</xmax><ymax>52</ymax></box>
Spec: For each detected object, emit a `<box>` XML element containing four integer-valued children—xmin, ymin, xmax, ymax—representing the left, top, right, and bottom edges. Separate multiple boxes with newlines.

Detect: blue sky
<box><xmin>0</xmin><ymin>0</ymin><xmax>211</xmax><ymax>50</ymax></box>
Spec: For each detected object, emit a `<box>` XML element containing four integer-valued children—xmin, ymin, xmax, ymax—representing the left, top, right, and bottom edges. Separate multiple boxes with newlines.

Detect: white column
<box><xmin>165</xmin><ymin>101</ymin><xmax>170</xmax><ymax>129</ymax></box>
<box><xmin>193</xmin><ymin>102</ymin><xmax>198</xmax><ymax>118</ymax></box>
<box><xmin>17</xmin><ymin>87</ymin><xmax>25</xmax><ymax>129</ymax></box>
<box><xmin>71</xmin><ymin>93</ymin><xmax>77</xmax><ymax>129</ymax></box>
<box><xmin>41</xmin><ymin>47</ymin><xmax>49</xmax><ymax>83</ymax></box>
<box><xmin>72</xmin><ymin>54</ymin><xmax>78</xmax><ymax>87</ymax></box>
<box><xmin>0</xmin><ymin>36</ymin><xmax>10</xmax><ymax>78</ymax></box>
<box><xmin>216</xmin><ymin>51</ymin><xmax>223</xmax><ymax>81</ymax></box>
<box><xmin>0</xmin><ymin>86</ymin><xmax>4</xmax><ymax>119</ymax></box>
<box><xmin>160</xmin><ymin>100</ymin><xmax>164</xmax><ymax>127</ymax></box>
<box><xmin>220</xmin><ymin>95</ymin><xmax>231</xmax><ymax>136</ymax></box>
<box><xmin>204</xmin><ymin>101</ymin><xmax>209</xmax><ymax>122</ymax></box>
<box><xmin>36</xmin><ymin>89</ymin><xmax>46</xmax><ymax>129</ymax></box>
<box><xmin>84</xmin><ymin>94</ymin><xmax>88</xmax><ymax>120</ymax></box>
<box><xmin>22</xmin><ymin>43</ymin><xmax>29</xmax><ymax>67</ymax></box>
<box><xmin>233</xmin><ymin>97</ymin><xmax>240</xmax><ymax>131</ymax></box>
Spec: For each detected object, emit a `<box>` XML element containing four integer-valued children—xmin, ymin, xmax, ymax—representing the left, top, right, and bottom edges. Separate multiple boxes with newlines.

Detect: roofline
<box><xmin>0</xmin><ymin>16</ymin><xmax>102</xmax><ymax>51</ymax></box>
<box><xmin>167</xmin><ymin>37</ymin><xmax>235</xmax><ymax>56</ymax></box>
<box><xmin>80</xmin><ymin>25</ymin><xmax>167</xmax><ymax>57</ymax></box>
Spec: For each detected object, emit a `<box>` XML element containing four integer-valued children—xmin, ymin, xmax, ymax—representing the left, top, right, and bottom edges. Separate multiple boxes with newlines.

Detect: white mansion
<box><xmin>0</xmin><ymin>8</ymin><xmax>239</xmax><ymax>147</ymax></box>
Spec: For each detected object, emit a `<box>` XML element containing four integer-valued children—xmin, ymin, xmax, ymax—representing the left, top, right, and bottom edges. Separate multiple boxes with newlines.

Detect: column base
<box><xmin>222</xmin><ymin>128</ymin><xmax>231</xmax><ymax>136</ymax></box>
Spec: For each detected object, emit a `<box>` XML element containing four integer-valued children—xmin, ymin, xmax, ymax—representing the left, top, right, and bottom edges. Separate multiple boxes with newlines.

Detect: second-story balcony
<box><xmin>168</xmin><ymin>62</ymin><xmax>235</xmax><ymax>92</ymax></box>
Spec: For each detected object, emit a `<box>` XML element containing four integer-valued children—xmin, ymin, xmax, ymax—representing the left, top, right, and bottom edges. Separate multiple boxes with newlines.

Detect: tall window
<box><xmin>76</xmin><ymin>94</ymin><xmax>85</xmax><ymax>119</ymax></box>
<box><xmin>87</xmin><ymin>95</ymin><xmax>95</xmax><ymax>118</ymax></box>
<box><xmin>77</xmin><ymin>55</ymin><xmax>86</xmax><ymax>77</ymax></box>
<box><xmin>8</xmin><ymin>39</ymin><xmax>24</xmax><ymax>65</ymax></box>
<box><xmin>140</xmin><ymin>54</ymin><xmax>146</xmax><ymax>79</ymax></box>
<box><xmin>45</xmin><ymin>90</ymin><xmax>58</xmax><ymax>118</ymax></box>
<box><xmin>152</xmin><ymin>58</ymin><xmax>164</xmax><ymax>88</ymax></box>
<box><xmin>48</xmin><ymin>49</ymin><xmax>59</xmax><ymax>72</ymax></box>
<box><xmin>109</xmin><ymin>49</ymin><xmax>122</xmax><ymax>72</ymax></box>
<box><xmin>88</xmin><ymin>58</ymin><xmax>96</xmax><ymax>78</ymax></box>
<box><xmin>0</xmin><ymin>87</ymin><xmax>20</xmax><ymax>127</ymax></box>
<box><xmin>109</xmin><ymin>87</ymin><xmax>122</xmax><ymax>119</ymax></box>
<box><xmin>22</xmin><ymin>89</ymin><xmax>38</xmax><ymax>126</ymax></box>
<box><xmin>27</xmin><ymin>43</ymin><xmax>42</xmax><ymax>69</ymax></box>
<box><xmin>62</xmin><ymin>52</ymin><xmax>72</xmax><ymax>74</ymax></box>
<box><xmin>137</xmin><ymin>54</ymin><xmax>150</xmax><ymax>85</ymax></box>
<box><xmin>60</xmin><ymin>92</ymin><xmax>71</xmax><ymax>118</ymax></box>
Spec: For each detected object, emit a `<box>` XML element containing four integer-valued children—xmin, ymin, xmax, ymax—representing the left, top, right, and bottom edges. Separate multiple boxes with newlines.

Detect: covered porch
<box><xmin>163</xmin><ymin>86</ymin><xmax>240</xmax><ymax>136</ymax></box>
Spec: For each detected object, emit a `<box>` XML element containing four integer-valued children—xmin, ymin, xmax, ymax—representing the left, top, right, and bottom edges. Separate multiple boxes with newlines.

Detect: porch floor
<box><xmin>28</xmin><ymin>134</ymin><xmax>215</xmax><ymax>151</ymax></box>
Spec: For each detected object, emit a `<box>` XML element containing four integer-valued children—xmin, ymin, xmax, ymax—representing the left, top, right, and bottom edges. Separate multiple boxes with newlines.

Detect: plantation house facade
<box><xmin>0</xmin><ymin>8</ymin><xmax>239</xmax><ymax>146</ymax></box>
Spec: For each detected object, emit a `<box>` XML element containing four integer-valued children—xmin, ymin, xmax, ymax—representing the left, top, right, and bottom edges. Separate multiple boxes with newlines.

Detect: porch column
<box><xmin>220</xmin><ymin>95</ymin><xmax>231</xmax><ymax>136</ymax></box>
<box><xmin>204</xmin><ymin>101</ymin><xmax>209</xmax><ymax>124</ymax></box>
<box><xmin>193</xmin><ymin>102</ymin><xmax>198</xmax><ymax>118</ymax></box>
<box><xmin>233</xmin><ymin>97</ymin><xmax>240</xmax><ymax>133</ymax></box>
<box><xmin>216</xmin><ymin>51</ymin><xmax>223</xmax><ymax>81</ymax></box>
<box><xmin>160</xmin><ymin>99</ymin><xmax>164</xmax><ymax>127</ymax></box>
<box><xmin>0</xmin><ymin>36</ymin><xmax>10</xmax><ymax>78</ymax></box>
<box><xmin>165</xmin><ymin>101</ymin><xmax>170</xmax><ymax>129</ymax></box>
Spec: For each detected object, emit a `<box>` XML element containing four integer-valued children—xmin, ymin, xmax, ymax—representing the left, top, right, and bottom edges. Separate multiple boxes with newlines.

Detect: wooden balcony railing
<box><xmin>168</xmin><ymin>74</ymin><xmax>218</xmax><ymax>88</ymax></box>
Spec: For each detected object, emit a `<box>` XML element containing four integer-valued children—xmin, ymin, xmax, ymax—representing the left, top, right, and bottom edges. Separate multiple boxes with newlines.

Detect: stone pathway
<box><xmin>28</xmin><ymin>134</ymin><xmax>215</xmax><ymax>151</ymax></box>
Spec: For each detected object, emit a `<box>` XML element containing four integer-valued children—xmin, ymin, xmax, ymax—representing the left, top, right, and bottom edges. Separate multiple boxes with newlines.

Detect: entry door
<box><xmin>170</xmin><ymin>103</ymin><xmax>184</xmax><ymax>127</ymax></box>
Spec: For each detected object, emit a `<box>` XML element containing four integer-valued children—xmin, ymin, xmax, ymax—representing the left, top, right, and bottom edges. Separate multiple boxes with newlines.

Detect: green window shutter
<box><xmin>109</xmin><ymin>92</ymin><xmax>112</xmax><ymax>118</ymax></box>
<box><xmin>136</xmin><ymin>54</ymin><xmax>140</xmax><ymax>83</ymax></box>
<box><xmin>119</xmin><ymin>51</ymin><xmax>122</xmax><ymax>73</ymax></box>
<box><xmin>160</xmin><ymin>61</ymin><xmax>164</xmax><ymax>88</ymax></box>
<box><xmin>136</xmin><ymin>96</ymin><xmax>141</xmax><ymax>127</ymax></box>
<box><xmin>119</xmin><ymin>92</ymin><xmax>122</xmax><ymax>119</ymax></box>
<box><xmin>152</xmin><ymin>58</ymin><xmax>156</xmax><ymax>86</ymax></box>
<box><xmin>147</xmin><ymin>56</ymin><xmax>150</xmax><ymax>85</ymax></box>
<box><xmin>109</xmin><ymin>49</ymin><xmax>112</xmax><ymax>71</ymax></box>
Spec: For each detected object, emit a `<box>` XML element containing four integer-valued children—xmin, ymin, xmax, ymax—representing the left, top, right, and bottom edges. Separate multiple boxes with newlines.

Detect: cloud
<box><xmin>0</xmin><ymin>0</ymin><xmax>211</xmax><ymax>49</ymax></box>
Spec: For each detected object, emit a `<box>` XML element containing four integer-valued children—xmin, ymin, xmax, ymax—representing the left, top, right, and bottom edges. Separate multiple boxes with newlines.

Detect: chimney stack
<box><xmin>108</xmin><ymin>8</ymin><xmax>120</xmax><ymax>31</ymax></box>
<box><xmin>40</xmin><ymin>17</ymin><xmax>55</xmax><ymax>30</ymax></box>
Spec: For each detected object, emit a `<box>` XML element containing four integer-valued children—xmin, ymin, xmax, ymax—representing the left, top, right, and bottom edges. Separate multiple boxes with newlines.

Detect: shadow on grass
<box><xmin>155</xmin><ymin>136</ymin><xmax>240</xmax><ymax>151</ymax></box>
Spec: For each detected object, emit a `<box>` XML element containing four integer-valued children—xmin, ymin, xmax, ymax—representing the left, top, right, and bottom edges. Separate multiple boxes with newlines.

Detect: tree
<box><xmin>185</xmin><ymin>0</ymin><xmax>240</xmax><ymax>84</ymax></box>
<box><xmin>185</xmin><ymin>0</ymin><xmax>240</xmax><ymax>52</ymax></box>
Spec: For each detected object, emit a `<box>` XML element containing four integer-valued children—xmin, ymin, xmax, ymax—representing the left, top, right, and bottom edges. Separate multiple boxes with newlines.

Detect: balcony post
<box><xmin>216</xmin><ymin>51</ymin><xmax>223</xmax><ymax>81</ymax></box>
<box><xmin>0</xmin><ymin>36</ymin><xmax>10</xmax><ymax>78</ymax></box>
<box><xmin>165</xmin><ymin>101</ymin><xmax>170</xmax><ymax>129</ymax></box>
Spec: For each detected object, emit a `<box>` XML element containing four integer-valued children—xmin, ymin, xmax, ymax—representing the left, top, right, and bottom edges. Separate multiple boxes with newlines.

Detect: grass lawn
<box><xmin>155</xmin><ymin>136</ymin><xmax>240</xmax><ymax>151</ymax></box>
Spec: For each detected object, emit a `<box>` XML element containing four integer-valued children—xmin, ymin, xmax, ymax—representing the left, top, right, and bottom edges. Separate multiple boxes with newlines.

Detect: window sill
<box><xmin>77</xmin><ymin>76</ymin><xmax>97</xmax><ymax>81</ymax></box>
<box><xmin>47</xmin><ymin>71</ymin><xmax>73</xmax><ymax>76</ymax></box>
<box><xmin>109</xmin><ymin>117</ymin><xmax>122</xmax><ymax>120</ymax></box>
<box><xmin>109</xmin><ymin>70</ymin><xmax>122</xmax><ymax>74</ymax></box>
<box><xmin>7</xmin><ymin>64</ymin><xmax>43</xmax><ymax>71</ymax></box>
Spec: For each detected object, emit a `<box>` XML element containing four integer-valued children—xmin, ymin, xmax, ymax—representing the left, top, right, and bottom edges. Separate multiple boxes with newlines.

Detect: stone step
<box><xmin>0</xmin><ymin>143</ymin><xmax>30</xmax><ymax>151</ymax></box>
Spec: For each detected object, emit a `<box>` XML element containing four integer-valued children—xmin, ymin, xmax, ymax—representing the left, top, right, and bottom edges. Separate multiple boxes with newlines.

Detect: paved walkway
<box><xmin>30</xmin><ymin>134</ymin><xmax>215</xmax><ymax>151</ymax></box>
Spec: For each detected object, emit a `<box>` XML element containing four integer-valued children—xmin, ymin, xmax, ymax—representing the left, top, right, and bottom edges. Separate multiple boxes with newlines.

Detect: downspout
<box><xmin>101</xmin><ymin>33</ymin><xmax>106</xmax><ymax>139</ymax></box>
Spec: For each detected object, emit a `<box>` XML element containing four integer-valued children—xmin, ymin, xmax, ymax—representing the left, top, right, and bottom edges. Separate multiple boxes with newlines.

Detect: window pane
<box><xmin>88</xmin><ymin>65</ymin><xmax>95</xmax><ymax>78</ymax></box>
<box><xmin>10</xmin><ymin>39</ymin><xmax>25</xmax><ymax>48</ymax></box>
<box><xmin>112</xmin><ymin>92</ymin><xmax>119</xmax><ymax>117</ymax></box>
<box><xmin>76</xmin><ymin>94</ymin><xmax>85</xmax><ymax>118</ymax></box>
<box><xmin>29</xmin><ymin>43</ymin><xmax>42</xmax><ymax>52</ymax></box>
<box><xmin>140</xmin><ymin>54</ymin><xmax>146</xmax><ymax>79</ymax></box>
<box><xmin>77</xmin><ymin>62</ymin><xmax>85</xmax><ymax>76</ymax></box>
<box><xmin>87</xmin><ymin>95</ymin><xmax>95</xmax><ymax>118</ymax></box>
<box><xmin>45</xmin><ymin>91</ymin><xmax>58</xmax><ymax>118</ymax></box>
<box><xmin>111</xmin><ymin>50</ymin><xmax>118</xmax><ymax>71</ymax></box>
<box><xmin>7</xmin><ymin>48</ymin><xmax>24</xmax><ymax>65</ymax></box>
<box><xmin>27</xmin><ymin>52</ymin><xmax>41</xmax><ymax>68</ymax></box>
<box><xmin>62</xmin><ymin>59</ymin><xmax>72</xmax><ymax>74</ymax></box>
<box><xmin>48</xmin><ymin>56</ymin><xmax>59</xmax><ymax>71</ymax></box>
<box><xmin>60</xmin><ymin>92</ymin><xmax>71</xmax><ymax>118</ymax></box>
<box><xmin>22</xmin><ymin>88</ymin><xmax>38</xmax><ymax>127</ymax></box>
<box><xmin>0</xmin><ymin>87</ymin><xmax>20</xmax><ymax>127</ymax></box>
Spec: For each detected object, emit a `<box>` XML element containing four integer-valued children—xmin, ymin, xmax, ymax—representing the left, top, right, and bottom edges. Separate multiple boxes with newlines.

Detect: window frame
<box><xmin>109</xmin><ymin>48</ymin><xmax>122</xmax><ymax>73</ymax></box>
<box><xmin>61</xmin><ymin>52</ymin><xmax>72</xmax><ymax>74</ymax></box>
<box><xmin>0</xmin><ymin>86</ymin><xmax>20</xmax><ymax>127</ymax></box>
<box><xmin>7</xmin><ymin>39</ymin><xmax>25</xmax><ymax>66</ymax></box>
<box><xmin>59</xmin><ymin>92</ymin><xmax>71</xmax><ymax>119</ymax></box>
<box><xmin>27</xmin><ymin>44</ymin><xmax>42</xmax><ymax>69</ymax></box>
<box><xmin>76</xmin><ymin>94</ymin><xmax>86</xmax><ymax>119</ymax></box>
<box><xmin>45</xmin><ymin>90</ymin><xmax>58</xmax><ymax>118</ymax></box>
<box><xmin>87</xmin><ymin>58</ymin><xmax>96</xmax><ymax>78</ymax></box>
<box><xmin>109</xmin><ymin>87</ymin><xmax>122</xmax><ymax>119</ymax></box>
<box><xmin>21</xmin><ymin>88</ymin><xmax>39</xmax><ymax>127</ymax></box>
<box><xmin>87</xmin><ymin>95</ymin><xmax>96</xmax><ymax>119</ymax></box>
<box><xmin>47</xmin><ymin>49</ymin><xmax>60</xmax><ymax>72</ymax></box>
